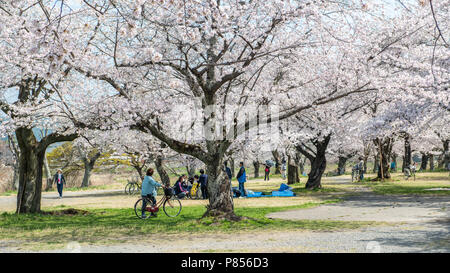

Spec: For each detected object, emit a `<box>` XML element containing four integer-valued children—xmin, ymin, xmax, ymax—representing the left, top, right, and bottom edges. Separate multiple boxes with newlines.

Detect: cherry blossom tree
<box><xmin>68</xmin><ymin>0</ymin><xmax>423</xmax><ymax>219</ymax></box>
<box><xmin>0</xmin><ymin>1</ymin><xmax>90</xmax><ymax>213</ymax></box>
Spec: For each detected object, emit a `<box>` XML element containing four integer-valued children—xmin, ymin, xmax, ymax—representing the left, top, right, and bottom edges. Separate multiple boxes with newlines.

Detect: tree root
<box><xmin>202</xmin><ymin>208</ymin><xmax>244</xmax><ymax>222</ymax></box>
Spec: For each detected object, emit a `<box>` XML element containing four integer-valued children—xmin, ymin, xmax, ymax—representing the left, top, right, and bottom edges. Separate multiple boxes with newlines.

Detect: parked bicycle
<box><xmin>134</xmin><ymin>187</ymin><xmax>182</xmax><ymax>219</ymax></box>
<box><xmin>125</xmin><ymin>177</ymin><xmax>141</xmax><ymax>195</ymax></box>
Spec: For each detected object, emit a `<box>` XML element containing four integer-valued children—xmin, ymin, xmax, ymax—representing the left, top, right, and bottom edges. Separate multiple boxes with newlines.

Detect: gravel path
<box><xmin>2</xmin><ymin>222</ymin><xmax>448</xmax><ymax>253</ymax></box>
<box><xmin>267</xmin><ymin>194</ymin><xmax>450</xmax><ymax>223</ymax></box>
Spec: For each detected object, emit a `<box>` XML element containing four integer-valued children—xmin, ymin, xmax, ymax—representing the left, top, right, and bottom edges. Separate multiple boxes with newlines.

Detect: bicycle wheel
<box><xmin>125</xmin><ymin>183</ymin><xmax>132</xmax><ymax>195</ymax></box>
<box><xmin>134</xmin><ymin>198</ymin><xmax>151</xmax><ymax>219</ymax></box>
<box><xmin>163</xmin><ymin>196</ymin><xmax>182</xmax><ymax>217</ymax></box>
<box><xmin>131</xmin><ymin>183</ymin><xmax>139</xmax><ymax>195</ymax></box>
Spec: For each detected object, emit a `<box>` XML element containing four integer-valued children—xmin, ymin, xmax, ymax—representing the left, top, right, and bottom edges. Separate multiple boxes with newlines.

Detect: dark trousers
<box><xmin>239</xmin><ymin>182</ymin><xmax>246</xmax><ymax>197</ymax></box>
<box><xmin>264</xmin><ymin>172</ymin><xmax>270</xmax><ymax>181</ymax></box>
<box><xmin>141</xmin><ymin>194</ymin><xmax>156</xmax><ymax>214</ymax></box>
<box><xmin>56</xmin><ymin>183</ymin><xmax>63</xmax><ymax>197</ymax></box>
<box><xmin>201</xmin><ymin>185</ymin><xmax>208</xmax><ymax>199</ymax></box>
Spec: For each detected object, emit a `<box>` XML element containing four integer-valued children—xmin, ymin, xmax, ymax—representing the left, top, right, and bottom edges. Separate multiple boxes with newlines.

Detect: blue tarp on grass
<box><xmin>244</xmin><ymin>190</ymin><xmax>295</xmax><ymax>198</ymax></box>
<box><xmin>233</xmin><ymin>185</ymin><xmax>296</xmax><ymax>198</ymax></box>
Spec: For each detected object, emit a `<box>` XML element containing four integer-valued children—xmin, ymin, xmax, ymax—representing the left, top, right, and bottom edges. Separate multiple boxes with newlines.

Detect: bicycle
<box><xmin>125</xmin><ymin>178</ymin><xmax>141</xmax><ymax>195</ymax></box>
<box><xmin>134</xmin><ymin>187</ymin><xmax>182</xmax><ymax>219</ymax></box>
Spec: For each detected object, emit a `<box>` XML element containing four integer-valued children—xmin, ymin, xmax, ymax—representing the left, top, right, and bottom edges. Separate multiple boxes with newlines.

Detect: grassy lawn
<box><xmin>360</xmin><ymin>172</ymin><xmax>450</xmax><ymax>195</ymax></box>
<box><xmin>0</xmin><ymin>200</ymin><xmax>383</xmax><ymax>250</ymax></box>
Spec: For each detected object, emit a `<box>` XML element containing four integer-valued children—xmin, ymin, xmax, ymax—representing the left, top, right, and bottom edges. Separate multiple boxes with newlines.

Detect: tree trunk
<box><xmin>133</xmin><ymin>165</ymin><xmax>144</xmax><ymax>180</ymax></box>
<box><xmin>154</xmin><ymin>155</ymin><xmax>171</xmax><ymax>187</ymax></box>
<box><xmin>304</xmin><ymin>135</ymin><xmax>331</xmax><ymax>189</ymax></box>
<box><xmin>430</xmin><ymin>154</ymin><xmax>435</xmax><ymax>170</ymax></box>
<box><xmin>293</xmin><ymin>154</ymin><xmax>301</xmax><ymax>183</ymax></box>
<box><xmin>439</xmin><ymin>140</ymin><xmax>449</xmax><ymax>170</ymax></box>
<box><xmin>186</xmin><ymin>164</ymin><xmax>196</xmax><ymax>178</ymax></box>
<box><xmin>43</xmin><ymin>154</ymin><xmax>53</xmax><ymax>191</ymax></box>
<box><xmin>81</xmin><ymin>164</ymin><xmax>92</xmax><ymax>187</ymax></box>
<box><xmin>296</xmin><ymin>154</ymin><xmax>305</xmax><ymax>175</ymax></box>
<box><xmin>81</xmin><ymin>152</ymin><xmax>101</xmax><ymax>188</ymax></box>
<box><xmin>252</xmin><ymin>160</ymin><xmax>259</xmax><ymax>178</ymax></box>
<box><xmin>337</xmin><ymin>156</ymin><xmax>348</xmax><ymax>175</ymax></box>
<box><xmin>404</xmin><ymin>133</ymin><xmax>412</xmax><ymax>169</ymax></box>
<box><xmin>287</xmin><ymin>155</ymin><xmax>297</xmax><ymax>185</ymax></box>
<box><xmin>203</xmin><ymin>156</ymin><xmax>237</xmax><ymax>220</ymax></box>
<box><xmin>230</xmin><ymin>158</ymin><xmax>235</xmax><ymax>177</ymax></box>
<box><xmin>420</xmin><ymin>152</ymin><xmax>428</xmax><ymax>171</ymax></box>
<box><xmin>271</xmin><ymin>150</ymin><xmax>282</xmax><ymax>174</ymax></box>
<box><xmin>375</xmin><ymin>137</ymin><xmax>392</xmax><ymax>180</ymax></box>
<box><xmin>15</xmin><ymin>128</ymin><xmax>44</xmax><ymax>214</ymax></box>
<box><xmin>11</xmin><ymin>162</ymin><xmax>20</xmax><ymax>190</ymax></box>
<box><xmin>373</xmin><ymin>154</ymin><xmax>379</xmax><ymax>174</ymax></box>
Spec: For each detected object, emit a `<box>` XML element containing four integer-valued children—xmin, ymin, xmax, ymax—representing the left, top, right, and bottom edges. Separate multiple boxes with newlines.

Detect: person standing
<box><xmin>264</xmin><ymin>164</ymin><xmax>270</xmax><ymax>181</ymax></box>
<box><xmin>390</xmin><ymin>161</ymin><xmax>396</xmax><ymax>172</ymax></box>
<box><xmin>224</xmin><ymin>162</ymin><xmax>233</xmax><ymax>196</ymax></box>
<box><xmin>53</xmin><ymin>169</ymin><xmax>66</xmax><ymax>199</ymax></box>
<box><xmin>236</xmin><ymin>162</ymin><xmax>247</xmax><ymax>198</ymax></box>
<box><xmin>358</xmin><ymin>157</ymin><xmax>365</xmax><ymax>181</ymax></box>
<box><xmin>199</xmin><ymin>169</ymin><xmax>209</xmax><ymax>200</ymax></box>
<box><xmin>281</xmin><ymin>159</ymin><xmax>287</xmax><ymax>179</ymax></box>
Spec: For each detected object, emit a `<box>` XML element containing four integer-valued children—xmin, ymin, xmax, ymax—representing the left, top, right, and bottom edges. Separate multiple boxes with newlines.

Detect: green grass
<box><xmin>359</xmin><ymin>173</ymin><xmax>450</xmax><ymax>195</ymax></box>
<box><xmin>363</xmin><ymin>182</ymin><xmax>450</xmax><ymax>195</ymax></box>
<box><xmin>0</xmin><ymin>200</ymin><xmax>380</xmax><ymax>249</ymax></box>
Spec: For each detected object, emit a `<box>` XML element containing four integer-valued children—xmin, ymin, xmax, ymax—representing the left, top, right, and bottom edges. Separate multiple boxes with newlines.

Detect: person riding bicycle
<box><xmin>141</xmin><ymin>168</ymin><xmax>165</xmax><ymax>218</ymax></box>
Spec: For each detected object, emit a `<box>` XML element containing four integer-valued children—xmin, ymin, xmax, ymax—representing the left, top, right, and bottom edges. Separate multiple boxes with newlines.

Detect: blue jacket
<box><xmin>141</xmin><ymin>175</ymin><xmax>162</xmax><ymax>197</ymax></box>
<box><xmin>237</xmin><ymin>167</ymin><xmax>246</xmax><ymax>183</ymax></box>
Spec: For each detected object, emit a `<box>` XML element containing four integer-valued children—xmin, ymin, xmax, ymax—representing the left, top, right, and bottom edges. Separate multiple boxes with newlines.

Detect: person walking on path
<box><xmin>358</xmin><ymin>157</ymin><xmax>365</xmax><ymax>181</ymax></box>
<box><xmin>53</xmin><ymin>169</ymin><xmax>66</xmax><ymax>199</ymax></box>
<box><xmin>199</xmin><ymin>169</ymin><xmax>209</xmax><ymax>200</ymax></box>
<box><xmin>236</xmin><ymin>162</ymin><xmax>247</xmax><ymax>198</ymax></box>
<box><xmin>141</xmin><ymin>168</ymin><xmax>164</xmax><ymax>218</ymax></box>
<box><xmin>264</xmin><ymin>164</ymin><xmax>270</xmax><ymax>181</ymax></box>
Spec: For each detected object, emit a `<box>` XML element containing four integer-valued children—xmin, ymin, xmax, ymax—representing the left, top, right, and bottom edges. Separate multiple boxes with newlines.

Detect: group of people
<box><xmin>173</xmin><ymin>169</ymin><xmax>209</xmax><ymax>199</ymax></box>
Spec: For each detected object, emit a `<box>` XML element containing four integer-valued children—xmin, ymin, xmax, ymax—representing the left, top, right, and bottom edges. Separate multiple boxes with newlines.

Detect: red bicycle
<box><xmin>134</xmin><ymin>188</ymin><xmax>182</xmax><ymax>219</ymax></box>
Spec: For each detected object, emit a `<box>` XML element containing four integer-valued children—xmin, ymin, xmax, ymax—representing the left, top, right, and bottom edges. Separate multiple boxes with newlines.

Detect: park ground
<box><xmin>0</xmin><ymin>171</ymin><xmax>449</xmax><ymax>253</ymax></box>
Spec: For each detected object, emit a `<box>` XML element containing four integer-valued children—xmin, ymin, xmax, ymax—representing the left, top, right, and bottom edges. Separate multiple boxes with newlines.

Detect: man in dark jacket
<box><xmin>199</xmin><ymin>169</ymin><xmax>208</xmax><ymax>199</ymax></box>
<box><xmin>224</xmin><ymin>162</ymin><xmax>233</xmax><ymax>196</ymax></box>
<box><xmin>53</xmin><ymin>169</ymin><xmax>66</xmax><ymax>199</ymax></box>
